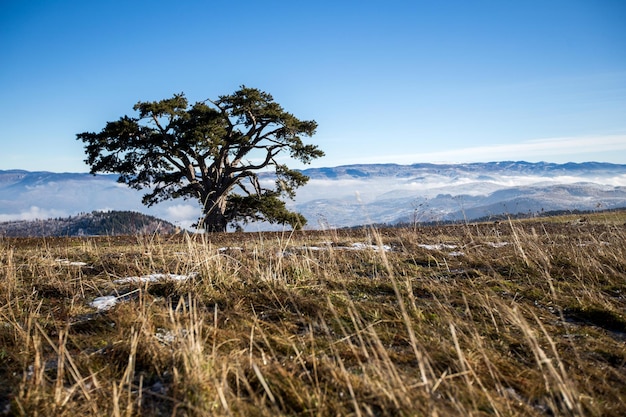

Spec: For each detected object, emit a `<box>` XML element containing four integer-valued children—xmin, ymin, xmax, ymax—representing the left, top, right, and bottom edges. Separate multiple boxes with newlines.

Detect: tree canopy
<box><xmin>77</xmin><ymin>86</ymin><xmax>323</xmax><ymax>232</ymax></box>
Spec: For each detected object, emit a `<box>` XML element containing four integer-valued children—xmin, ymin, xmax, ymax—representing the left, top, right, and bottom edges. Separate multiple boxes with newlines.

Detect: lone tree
<box><xmin>77</xmin><ymin>86</ymin><xmax>323</xmax><ymax>232</ymax></box>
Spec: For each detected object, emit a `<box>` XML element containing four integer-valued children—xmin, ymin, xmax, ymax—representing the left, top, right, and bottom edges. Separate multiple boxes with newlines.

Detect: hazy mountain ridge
<box><xmin>293</xmin><ymin>162</ymin><xmax>626</xmax><ymax>227</ymax></box>
<box><xmin>1</xmin><ymin>162</ymin><xmax>626</xmax><ymax>231</ymax></box>
<box><xmin>299</xmin><ymin>161</ymin><xmax>626</xmax><ymax>180</ymax></box>
<box><xmin>390</xmin><ymin>183</ymin><xmax>626</xmax><ymax>225</ymax></box>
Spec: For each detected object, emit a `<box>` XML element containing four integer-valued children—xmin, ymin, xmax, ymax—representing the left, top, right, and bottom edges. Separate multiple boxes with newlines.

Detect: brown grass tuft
<box><xmin>1</xmin><ymin>212</ymin><xmax>625</xmax><ymax>415</ymax></box>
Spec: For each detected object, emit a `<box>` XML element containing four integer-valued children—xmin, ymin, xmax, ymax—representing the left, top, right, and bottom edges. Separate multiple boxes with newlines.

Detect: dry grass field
<box><xmin>1</xmin><ymin>211</ymin><xmax>626</xmax><ymax>416</ymax></box>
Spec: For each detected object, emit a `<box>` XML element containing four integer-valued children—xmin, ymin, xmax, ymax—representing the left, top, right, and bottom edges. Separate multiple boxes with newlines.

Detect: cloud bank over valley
<box><xmin>2</xmin><ymin>162</ymin><xmax>626</xmax><ymax>231</ymax></box>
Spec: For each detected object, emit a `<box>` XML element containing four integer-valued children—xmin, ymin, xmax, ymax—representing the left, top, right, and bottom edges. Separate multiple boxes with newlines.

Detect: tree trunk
<box><xmin>200</xmin><ymin>195</ymin><xmax>228</xmax><ymax>233</ymax></box>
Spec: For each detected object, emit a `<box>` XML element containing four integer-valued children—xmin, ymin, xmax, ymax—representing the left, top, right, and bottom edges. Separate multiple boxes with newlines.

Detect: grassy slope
<box><xmin>1</xmin><ymin>211</ymin><xmax>625</xmax><ymax>416</ymax></box>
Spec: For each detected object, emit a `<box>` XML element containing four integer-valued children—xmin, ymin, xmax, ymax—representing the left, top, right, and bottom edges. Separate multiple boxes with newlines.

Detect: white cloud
<box><xmin>165</xmin><ymin>204</ymin><xmax>200</xmax><ymax>221</ymax></box>
<box><xmin>0</xmin><ymin>206</ymin><xmax>67</xmax><ymax>222</ymax></box>
<box><xmin>444</xmin><ymin>135</ymin><xmax>626</xmax><ymax>162</ymax></box>
<box><xmin>333</xmin><ymin>134</ymin><xmax>626</xmax><ymax>165</ymax></box>
<box><xmin>161</xmin><ymin>204</ymin><xmax>201</xmax><ymax>230</ymax></box>
<box><xmin>295</xmin><ymin>161</ymin><xmax>626</xmax><ymax>204</ymax></box>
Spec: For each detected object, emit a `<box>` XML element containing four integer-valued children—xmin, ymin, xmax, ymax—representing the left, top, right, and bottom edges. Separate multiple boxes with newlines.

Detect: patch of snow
<box><xmin>113</xmin><ymin>272</ymin><xmax>197</xmax><ymax>284</ymax></box>
<box><xmin>218</xmin><ymin>247</ymin><xmax>244</xmax><ymax>252</ymax></box>
<box><xmin>418</xmin><ymin>244</ymin><xmax>458</xmax><ymax>250</ymax></box>
<box><xmin>89</xmin><ymin>295</ymin><xmax>118</xmax><ymax>311</ymax></box>
<box><xmin>486</xmin><ymin>242</ymin><xmax>509</xmax><ymax>248</ymax></box>
<box><xmin>297</xmin><ymin>246</ymin><xmax>326</xmax><ymax>251</ymax></box>
<box><xmin>89</xmin><ymin>289</ymin><xmax>141</xmax><ymax>311</ymax></box>
<box><xmin>291</xmin><ymin>243</ymin><xmax>392</xmax><ymax>252</ymax></box>
<box><xmin>155</xmin><ymin>328</ymin><xmax>189</xmax><ymax>345</ymax></box>
<box><xmin>56</xmin><ymin>258</ymin><xmax>89</xmax><ymax>266</ymax></box>
<box><xmin>348</xmin><ymin>242</ymin><xmax>392</xmax><ymax>251</ymax></box>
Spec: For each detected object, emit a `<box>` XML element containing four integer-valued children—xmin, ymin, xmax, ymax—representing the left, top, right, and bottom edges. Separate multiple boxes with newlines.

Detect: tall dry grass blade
<box><xmin>371</xmin><ymin>227</ymin><xmax>434</xmax><ymax>392</ymax></box>
<box><xmin>34</xmin><ymin>322</ymin><xmax>97</xmax><ymax>412</ymax></box>
<box><xmin>450</xmin><ymin>323</ymin><xmax>502</xmax><ymax>417</ymax></box>
<box><xmin>322</xmin><ymin>315</ymin><xmax>363</xmax><ymax>417</ymax></box>
<box><xmin>507</xmin><ymin>306</ymin><xmax>583</xmax><ymax>416</ymax></box>
<box><xmin>251</xmin><ymin>362</ymin><xmax>276</xmax><ymax>406</ymax></box>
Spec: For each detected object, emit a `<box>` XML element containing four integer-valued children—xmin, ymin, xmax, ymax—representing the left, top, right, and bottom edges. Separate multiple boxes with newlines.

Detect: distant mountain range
<box><xmin>1</xmin><ymin>161</ymin><xmax>626</xmax><ymax>231</ymax></box>
<box><xmin>295</xmin><ymin>162</ymin><xmax>626</xmax><ymax>227</ymax></box>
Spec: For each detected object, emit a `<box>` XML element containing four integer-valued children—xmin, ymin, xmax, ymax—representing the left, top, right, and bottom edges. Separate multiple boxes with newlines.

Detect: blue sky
<box><xmin>2</xmin><ymin>0</ymin><xmax>625</xmax><ymax>172</ymax></box>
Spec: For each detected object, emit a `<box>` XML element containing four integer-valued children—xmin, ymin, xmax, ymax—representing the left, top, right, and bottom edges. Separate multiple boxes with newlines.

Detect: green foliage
<box><xmin>227</xmin><ymin>192</ymin><xmax>306</xmax><ymax>230</ymax></box>
<box><xmin>77</xmin><ymin>86</ymin><xmax>323</xmax><ymax>232</ymax></box>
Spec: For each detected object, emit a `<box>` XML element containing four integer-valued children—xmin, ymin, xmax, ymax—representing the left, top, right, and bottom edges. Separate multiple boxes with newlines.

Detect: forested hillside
<box><xmin>0</xmin><ymin>210</ymin><xmax>178</xmax><ymax>237</ymax></box>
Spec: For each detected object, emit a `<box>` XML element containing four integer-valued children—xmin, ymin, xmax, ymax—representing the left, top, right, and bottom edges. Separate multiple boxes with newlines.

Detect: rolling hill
<box><xmin>0</xmin><ymin>210</ymin><xmax>178</xmax><ymax>237</ymax></box>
